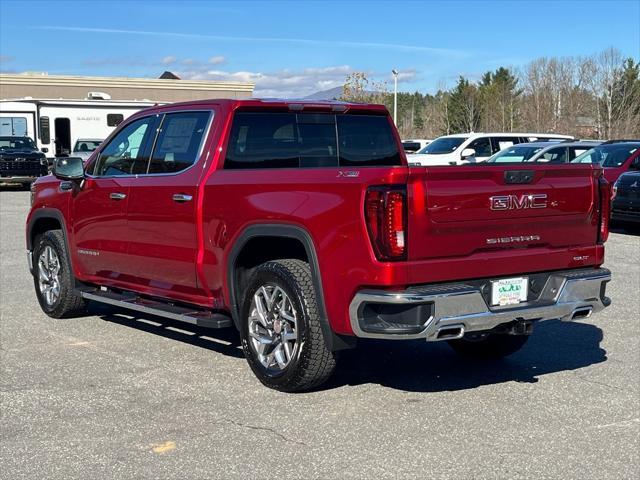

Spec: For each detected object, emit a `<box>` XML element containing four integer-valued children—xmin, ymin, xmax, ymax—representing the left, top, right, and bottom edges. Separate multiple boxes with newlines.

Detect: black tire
<box><xmin>33</xmin><ymin>230</ymin><xmax>86</xmax><ymax>318</ymax></box>
<box><xmin>240</xmin><ymin>259</ymin><xmax>336</xmax><ymax>392</ymax></box>
<box><xmin>447</xmin><ymin>332</ymin><xmax>529</xmax><ymax>359</ymax></box>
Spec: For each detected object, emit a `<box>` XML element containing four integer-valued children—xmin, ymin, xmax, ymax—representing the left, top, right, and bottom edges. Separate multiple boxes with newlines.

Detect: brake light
<box><xmin>598</xmin><ymin>176</ymin><xmax>611</xmax><ymax>244</ymax></box>
<box><xmin>365</xmin><ymin>186</ymin><xmax>407</xmax><ymax>261</ymax></box>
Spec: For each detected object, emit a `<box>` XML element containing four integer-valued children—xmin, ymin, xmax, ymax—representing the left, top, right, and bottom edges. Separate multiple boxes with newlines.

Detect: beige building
<box><xmin>0</xmin><ymin>72</ymin><xmax>254</xmax><ymax>102</ymax></box>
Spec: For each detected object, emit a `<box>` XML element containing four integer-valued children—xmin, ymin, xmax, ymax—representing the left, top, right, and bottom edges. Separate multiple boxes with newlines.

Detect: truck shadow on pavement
<box><xmin>94</xmin><ymin>299</ymin><xmax>607</xmax><ymax>393</ymax></box>
<box><xmin>92</xmin><ymin>304</ymin><xmax>245</xmax><ymax>360</ymax></box>
<box><xmin>327</xmin><ymin>320</ymin><xmax>607</xmax><ymax>392</ymax></box>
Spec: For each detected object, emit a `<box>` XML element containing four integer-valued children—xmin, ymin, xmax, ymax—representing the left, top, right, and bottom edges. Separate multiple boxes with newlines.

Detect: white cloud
<box><xmin>208</xmin><ymin>55</ymin><xmax>226</xmax><ymax>65</ymax></box>
<box><xmin>175</xmin><ymin>65</ymin><xmax>413</xmax><ymax>98</ymax></box>
<box><xmin>396</xmin><ymin>69</ymin><xmax>418</xmax><ymax>81</ymax></box>
<box><xmin>161</xmin><ymin>55</ymin><xmax>177</xmax><ymax>65</ymax></box>
<box><xmin>35</xmin><ymin>26</ymin><xmax>469</xmax><ymax>58</ymax></box>
<box><xmin>0</xmin><ymin>55</ymin><xmax>14</xmax><ymax>63</ymax></box>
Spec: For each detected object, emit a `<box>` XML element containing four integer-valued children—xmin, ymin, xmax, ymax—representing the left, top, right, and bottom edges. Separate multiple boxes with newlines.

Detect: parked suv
<box><xmin>407</xmin><ymin>132</ymin><xmax>573</xmax><ymax>165</ymax></box>
<box><xmin>0</xmin><ymin>136</ymin><xmax>48</xmax><ymax>186</ymax></box>
<box><xmin>27</xmin><ymin>99</ymin><xmax>611</xmax><ymax>391</ymax></box>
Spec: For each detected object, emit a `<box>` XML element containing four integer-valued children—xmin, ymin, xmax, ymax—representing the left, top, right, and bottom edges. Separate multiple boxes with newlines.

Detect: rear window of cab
<box><xmin>224</xmin><ymin>112</ymin><xmax>401</xmax><ymax>169</ymax></box>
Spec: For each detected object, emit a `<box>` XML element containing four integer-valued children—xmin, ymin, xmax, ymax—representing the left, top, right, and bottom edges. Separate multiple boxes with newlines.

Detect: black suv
<box><xmin>0</xmin><ymin>136</ymin><xmax>48</xmax><ymax>186</ymax></box>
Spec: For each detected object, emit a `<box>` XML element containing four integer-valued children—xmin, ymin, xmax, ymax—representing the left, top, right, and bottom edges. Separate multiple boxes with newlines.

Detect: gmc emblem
<box><xmin>490</xmin><ymin>194</ymin><xmax>548</xmax><ymax>210</ymax></box>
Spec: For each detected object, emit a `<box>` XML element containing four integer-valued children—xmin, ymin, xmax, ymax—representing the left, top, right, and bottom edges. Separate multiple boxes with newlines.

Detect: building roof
<box><xmin>159</xmin><ymin>71</ymin><xmax>181</xmax><ymax>80</ymax></box>
<box><xmin>0</xmin><ymin>73</ymin><xmax>254</xmax><ymax>94</ymax></box>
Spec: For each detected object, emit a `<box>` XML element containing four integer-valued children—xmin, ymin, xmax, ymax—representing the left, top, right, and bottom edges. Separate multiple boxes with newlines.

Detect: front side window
<box><xmin>601</xmin><ymin>146</ymin><xmax>638</xmax><ymax>167</ymax></box>
<box><xmin>569</xmin><ymin>147</ymin><xmax>589</xmax><ymax>160</ymax></box>
<box><xmin>94</xmin><ymin>117</ymin><xmax>154</xmax><ymax>176</ymax></box>
<box><xmin>147</xmin><ymin>111</ymin><xmax>210</xmax><ymax>174</ymax></box>
<box><xmin>572</xmin><ymin>148</ymin><xmax>600</xmax><ymax>164</ymax></box>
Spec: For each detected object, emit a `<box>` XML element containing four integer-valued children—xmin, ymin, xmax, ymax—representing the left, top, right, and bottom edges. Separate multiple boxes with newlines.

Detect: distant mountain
<box><xmin>303</xmin><ymin>86</ymin><xmax>344</xmax><ymax>100</ymax></box>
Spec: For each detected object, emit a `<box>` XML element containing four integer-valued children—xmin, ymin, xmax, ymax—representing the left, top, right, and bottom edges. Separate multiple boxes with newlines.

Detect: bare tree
<box><xmin>340</xmin><ymin>47</ymin><xmax>639</xmax><ymax>139</ymax></box>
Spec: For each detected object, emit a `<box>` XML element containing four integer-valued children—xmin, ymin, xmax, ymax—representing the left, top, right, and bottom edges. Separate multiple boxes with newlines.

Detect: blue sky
<box><xmin>1</xmin><ymin>0</ymin><xmax>638</xmax><ymax>97</ymax></box>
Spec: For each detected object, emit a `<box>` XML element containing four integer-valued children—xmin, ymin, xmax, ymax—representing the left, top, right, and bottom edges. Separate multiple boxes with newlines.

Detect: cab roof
<box><xmin>141</xmin><ymin>98</ymin><xmax>390</xmax><ymax>114</ymax></box>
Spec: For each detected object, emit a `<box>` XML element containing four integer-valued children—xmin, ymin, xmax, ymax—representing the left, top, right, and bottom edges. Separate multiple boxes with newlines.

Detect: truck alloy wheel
<box><xmin>240</xmin><ymin>259</ymin><xmax>336</xmax><ymax>392</ymax></box>
<box><xmin>37</xmin><ymin>246</ymin><xmax>62</xmax><ymax>307</ymax></box>
<box><xmin>32</xmin><ymin>230</ymin><xmax>86</xmax><ymax>318</ymax></box>
<box><xmin>247</xmin><ymin>284</ymin><xmax>299</xmax><ymax>371</ymax></box>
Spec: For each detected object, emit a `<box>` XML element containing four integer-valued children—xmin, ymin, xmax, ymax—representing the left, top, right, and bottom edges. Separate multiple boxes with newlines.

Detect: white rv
<box><xmin>0</xmin><ymin>97</ymin><xmax>159</xmax><ymax>157</ymax></box>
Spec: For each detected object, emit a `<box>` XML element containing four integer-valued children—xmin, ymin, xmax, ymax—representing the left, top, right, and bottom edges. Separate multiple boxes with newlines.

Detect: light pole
<box><xmin>391</xmin><ymin>69</ymin><xmax>399</xmax><ymax>125</ymax></box>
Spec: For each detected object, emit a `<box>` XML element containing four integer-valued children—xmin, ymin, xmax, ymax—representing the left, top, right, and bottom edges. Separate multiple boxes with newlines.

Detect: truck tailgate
<box><xmin>407</xmin><ymin>164</ymin><xmax>602</xmax><ymax>261</ymax></box>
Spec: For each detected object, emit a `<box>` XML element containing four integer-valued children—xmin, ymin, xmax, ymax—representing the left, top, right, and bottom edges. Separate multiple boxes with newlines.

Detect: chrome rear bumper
<box><xmin>349</xmin><ymin>268</ymin><xmax>611</xmax><ymax>341</ymax></box>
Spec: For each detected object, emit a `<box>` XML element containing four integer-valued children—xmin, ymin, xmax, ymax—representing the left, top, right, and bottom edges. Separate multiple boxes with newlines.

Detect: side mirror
<box><xmin>53</xmin><ymin>157</ymin><xmax>84</xmax><ymax>180</ymax></box>
<box><xmin>461</xmin><ymin>148</ymin><xmax>476</xmax><ymax>160</ymax></box>
<box><xmin>41</xmin><ymin>147</ymin><xmax>49</xmax><ymax>153</ymax></box>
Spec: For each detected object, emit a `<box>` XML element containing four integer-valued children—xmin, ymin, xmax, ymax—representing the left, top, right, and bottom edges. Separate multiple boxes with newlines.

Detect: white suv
<box><xmin>407</xmin><ymin>132</ymin><xmax>573</xmax><ymax>166</ymax></box>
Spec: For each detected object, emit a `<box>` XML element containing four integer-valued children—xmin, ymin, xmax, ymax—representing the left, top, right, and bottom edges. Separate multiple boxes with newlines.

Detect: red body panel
<box><xmin>26</xmin><ymin>99</ymin><xmax>608</xmax><ymax>337</ymax></box>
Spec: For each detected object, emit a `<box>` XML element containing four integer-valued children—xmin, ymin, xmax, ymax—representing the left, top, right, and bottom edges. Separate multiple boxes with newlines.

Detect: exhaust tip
<box><xmin>436</xmin><ymin>324</ymin><xmax>465</xmax><ymax>340</ymax></box>
<box><xmin>571</xmin><ymin>307</ymin><xmax>593</xmax><ymax>320</ymax></box>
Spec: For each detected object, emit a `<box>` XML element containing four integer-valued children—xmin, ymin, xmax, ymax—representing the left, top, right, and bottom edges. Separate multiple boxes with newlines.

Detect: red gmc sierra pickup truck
<box><xmin>26</xmin><ymin>99</ymin><xmax>612</xmax><ymax>391</ymax></box>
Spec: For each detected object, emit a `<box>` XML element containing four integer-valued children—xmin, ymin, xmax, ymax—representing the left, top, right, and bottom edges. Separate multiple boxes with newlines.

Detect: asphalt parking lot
<box><xmin>1</xmin><ymin>188</ymin><xmax>638</xmax><ymax>479</ymax></box>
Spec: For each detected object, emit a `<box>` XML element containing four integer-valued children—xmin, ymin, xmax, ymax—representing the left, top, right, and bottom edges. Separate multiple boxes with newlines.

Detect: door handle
<box><xmin>110</xmin><ymin>192</ymin><xmax>127</xmax><ymax>200</ymax></box>
<box><xmin>172</xmin><ymin>194</ymin><xmax>193</xmax><ymax>203</ymax></box>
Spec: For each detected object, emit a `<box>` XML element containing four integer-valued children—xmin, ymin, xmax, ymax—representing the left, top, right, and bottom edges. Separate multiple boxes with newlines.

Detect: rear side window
<box><xmin>147</xmin><ymin>111</ymin><xmax>210</xmax><ymax>174</ymax></box>
<box><xmin>468</xmin><ymin>137</ymin><xmax>491</xmax><ymax>157</ymax></box>
<box><xmin>224</xmin><ymin>112</ymin><xmax>400</xmax><ymax>169</ymax></box>
<box><xmin>490</xmin><ymin>137</ymin><xmax>518</xmax><ymax>154</ymax></box>
<box><xmin>402</xmin><ymin>141</ymin><xmax>421</xmax><ymax>152</ymax></box>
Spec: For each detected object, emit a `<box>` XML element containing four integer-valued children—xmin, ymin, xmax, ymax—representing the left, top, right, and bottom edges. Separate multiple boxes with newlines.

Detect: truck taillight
<box><xmin>598</xmin><ymin>176</ymin><xmax>611</xmax><ymax>244</ymax></box>
<box><xmin>365</xmin><ymin>186</ymin><xmax>407</xmax><ymax>261</ymax></box>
